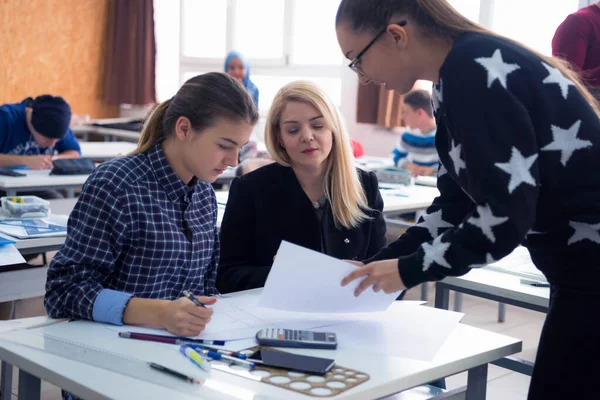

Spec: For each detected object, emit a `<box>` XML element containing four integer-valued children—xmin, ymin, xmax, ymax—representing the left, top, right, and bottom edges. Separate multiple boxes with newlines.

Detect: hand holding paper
<box><xmin>342</xmin><ymin>259</ymin><xmax>407</xmax><ymax>296</ymax></box>
<box><xmin>259</xmin><ymin>241</ymin><xmax>401</xmax><ymax>313</ymax></box>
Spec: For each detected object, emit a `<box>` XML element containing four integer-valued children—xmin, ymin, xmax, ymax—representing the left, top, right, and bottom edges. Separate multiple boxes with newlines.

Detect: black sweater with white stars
<box><xmin>367</xmin><ymin>32</ymin><xmax>600</xmax><ymax>289</ymax></box>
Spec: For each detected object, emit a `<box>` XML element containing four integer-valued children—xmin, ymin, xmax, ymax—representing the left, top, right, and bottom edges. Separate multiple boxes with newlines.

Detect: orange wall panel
<box><xmin>0</xmin><ymin>0</ymin><xmax>119</xmax><ymax>118</ymax></box>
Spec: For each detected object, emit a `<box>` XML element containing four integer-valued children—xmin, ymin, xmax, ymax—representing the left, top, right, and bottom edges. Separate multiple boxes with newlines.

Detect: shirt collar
<box><xmin>148</xmin><ymin>141</ymin><xmax>195</xmax><ymax>202</ymax></box>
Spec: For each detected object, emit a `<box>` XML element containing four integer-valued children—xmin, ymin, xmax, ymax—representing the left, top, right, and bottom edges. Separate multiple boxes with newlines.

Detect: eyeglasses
<box><xmin>348</xmin><ymin>20</ymin><xmax>407</xmax><ymax>77</ymax></box>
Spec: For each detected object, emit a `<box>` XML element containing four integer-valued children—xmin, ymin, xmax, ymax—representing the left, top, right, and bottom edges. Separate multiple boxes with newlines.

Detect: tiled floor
<box><xmin>2</xmin><ymin>272</ymin><xmax>545</xmax><ymax>399</ymax></box>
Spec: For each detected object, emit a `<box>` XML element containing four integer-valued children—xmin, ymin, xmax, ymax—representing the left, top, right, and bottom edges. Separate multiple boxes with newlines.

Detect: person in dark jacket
<box><xmin>217</xmin><ymin>80</ymin><xmax>386</xmax><ymax>294</ymax></box>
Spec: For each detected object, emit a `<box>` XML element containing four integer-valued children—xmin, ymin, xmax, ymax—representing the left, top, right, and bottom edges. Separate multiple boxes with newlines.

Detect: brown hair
<box><xmin>133</xmin><ymin>72</ymin><xmax>259</xmax><ymax>154</ymax></box>
<box><xmin>403</xmin><ymin>89</ymin><xmax>433</xmax><ymax>117</ymax></box>
<box><xmin>336</xmin><ymin>0</ymin><xmax>600</xmax><ymax>116</ymax></box>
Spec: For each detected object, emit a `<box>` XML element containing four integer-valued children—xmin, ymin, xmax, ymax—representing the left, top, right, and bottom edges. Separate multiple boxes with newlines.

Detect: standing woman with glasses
<box><xmin>45</xmin><ymin>73</ymin><xmax>258</xmax><ymax>337</ymax></box>
<box><xmin>336</xmin><ymin>1</ymin><xmax>600</xmax><ymax>398</ymax></box>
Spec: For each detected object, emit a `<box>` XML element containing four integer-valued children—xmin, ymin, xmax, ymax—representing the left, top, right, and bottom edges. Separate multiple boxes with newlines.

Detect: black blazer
<box><xmin>217</xmin><ymin>163</ymin><xmax>387</xmax><ymax>294</ymax></box>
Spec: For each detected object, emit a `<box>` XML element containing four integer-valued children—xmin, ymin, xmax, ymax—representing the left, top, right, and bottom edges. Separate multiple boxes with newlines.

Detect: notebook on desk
<box><xmin>483</xmin><ymin>246</ymin><xmax>547</xmax><ymax>283</ymax></box>
<box><xmin>0</xmin><ymin>216</ymin><xmax>67</xmax><ymax>239</ymax></box>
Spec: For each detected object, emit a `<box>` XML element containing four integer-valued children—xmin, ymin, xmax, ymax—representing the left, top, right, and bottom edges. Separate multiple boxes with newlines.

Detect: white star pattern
<box><xmin>542</xmin><ymin>63</ymin><xmax>574</xmax><ymax>99</ymax></box>
<box><xmin>438</xmin><ymin>162</ymin><xmax>448</xmax><ymax>178</ymax></box>
<box><xmin>418</xmin><ymin>210</ymin><xmax>454</xmax><ymax>239</ymax></box>
<box><xmin>469</xmin><ymin>253</ymin><xmax>496</xmax><ymax>269</ymax></box>
<box><xmin>468</xmin><ymin>205</ymin><xmax>509</xmax><ymax>243</ymax></box>
<box><xmin>422</xmin><ymin>235</ymin><xmax>452</xmax><ymax>272</ymax></box>
<box><xmin>475</xmin><ymin>49</ymin><xmax>521</xmax><ymax>89</ymax></box>
<box><xmin>432</xmin><ymin>80</ymin><xmax>443</xmax><ymax>114</ymax></box>
<box><xmin>541</xmin><ymin>121</ymin><xmax>592</xmax><ymax>167</ymax></box>
<box><xmin>568</xmin><ymin>221</ymin><xmax>600</xmax><ymax>245</ymax></box>
<box><xmin>494</xmin><ymin>147</ymin><xmax>539</xmax><ymax>193</ymax></box>
<box><xmin>448</xmin><ymin>140</ymin><xmax>465</xmax><ymax>176</ymax></box>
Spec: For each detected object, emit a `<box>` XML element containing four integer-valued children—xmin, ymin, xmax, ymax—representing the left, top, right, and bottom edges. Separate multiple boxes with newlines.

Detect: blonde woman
<box><xmin>217</xmin><ymin>81</ymin><xmax>386</xmax><ymax>294</ymax></box>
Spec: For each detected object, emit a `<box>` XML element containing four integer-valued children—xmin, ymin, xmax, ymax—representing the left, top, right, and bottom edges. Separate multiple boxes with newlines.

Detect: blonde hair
<box><xmin>336</xmin><ymin>0</ymin><xmax>600</xmax><ymax>116</ymax></box>
<box><xmin>265</xmin><ymin>81</ymin><xmax>369</xmax><ymax>229</ymax></box>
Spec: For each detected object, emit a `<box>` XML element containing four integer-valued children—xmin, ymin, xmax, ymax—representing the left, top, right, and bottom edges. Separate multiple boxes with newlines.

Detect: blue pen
<box><xmin>198</xmin><ymin>349</ymin><xmax>255</xmax><ymax>369</ymax></box>
<box><xmin>188</xmin><ymin>344</ymin><xmax>247</xmax><ymax>360</ymax></box>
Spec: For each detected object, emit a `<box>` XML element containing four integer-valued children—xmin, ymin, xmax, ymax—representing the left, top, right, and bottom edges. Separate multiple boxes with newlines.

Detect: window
<box><xmin>491</xmin><ymin>0</ymin><xmax>580</xmax><ymax>56</ymax></box>
<box><xmin>447</xmin><ymin>0</ymin><xmax>480</xmax><ymax>23</ymax></box>
<box><xmin>172</xmin><ymin>0</ymin><xmax>345</xmax><ymax>115</ymax></box>
<box><xmin>233</xmin><ymin>0</ymin><xmax>285</xmax><ymax>61</ymax></box>
<box><xmin>181</xmin><ymin>0</ymin><xmax>227</xmax><ymax>59</ymax></box>
<box><xmin>291</xmin><ymin>0</ymin><xmax>343</xmax><ymax>65</ymax></box>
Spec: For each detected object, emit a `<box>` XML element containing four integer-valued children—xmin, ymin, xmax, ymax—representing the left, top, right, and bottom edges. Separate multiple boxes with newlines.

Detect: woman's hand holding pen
<box><xmin>161</xmin><ymin>296</ymin><xmax>216</xmax><ymax>337</ymax></box>
<box><xmin>341</xmin><ymin>259</ymin><xmax>406</xmax><ymax>296</ymax></box>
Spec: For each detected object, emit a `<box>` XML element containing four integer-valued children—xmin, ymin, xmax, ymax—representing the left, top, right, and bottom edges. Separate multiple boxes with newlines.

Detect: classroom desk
<box><xmin>71</xmin><ymin>118</ymin><xmax>141</xmax><ymax>142</ymax></box>
<box><xmin>0</xmin><ymin>294</ymin><xmax>522</xmax><ymax>400</ymax></box>
<box><xmin>435</xmin><ymin>268</ymin><xmax>549</xmax><ymax>377</ymax></box>
<box><xmin>79</xmin><ymin>142</ymin><xmax>137</xmax><ymax>161</ymax></box>
<box><xmin>215</xmin><ymin>185</ymin><xmax>439</xmax><ymax>217</ymax></box>
<box><xmin>0</xmin><ymin>170</ymin><xmax>88</xmax><ymax>198</ymax></box>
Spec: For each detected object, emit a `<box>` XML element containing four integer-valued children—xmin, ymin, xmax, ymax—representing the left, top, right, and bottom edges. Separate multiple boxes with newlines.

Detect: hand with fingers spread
<box><xmin>160</xmin><ymin>296</ymin><xmax>216</xmax><ymax>336</ymax></box>
<box><xmin>341</xmin><ymin>259</ymin><xmax>406</xmax><ymax>296</ymax></box>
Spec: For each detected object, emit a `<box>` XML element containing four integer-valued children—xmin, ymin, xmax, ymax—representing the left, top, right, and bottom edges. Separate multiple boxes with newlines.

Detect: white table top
<box><xmin>441</xmin><ymin>267</ymin><xmax>550</xmax><ymax>310</ymax></box>
<box><xmin>215</xmin><ymin>185</ymin><xmax>438</xmax><ymax>216</ymax></box>
<box><xmin>71</xmin><ymin>123</ymin><xmax>140</xmax><ymax>141</ymax></box>
<box><xmin>0</xmin><ymin>299</ymin><xmax>521</xmax><ymax>400</ymax></box>
<box><xmin>79</xmin><ymin>142</ymin><xmax>137</xmax><ymax>160</ymax></box>
<box><xmin>0</xmin><ymin>169</ymin><xmax>88</xmax><ymax>191</ymax></box>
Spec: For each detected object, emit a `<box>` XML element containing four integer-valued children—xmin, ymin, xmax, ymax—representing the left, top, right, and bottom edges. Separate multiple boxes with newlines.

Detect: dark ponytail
<box><xmin>133</xmin><ymin>72</ymin><xmax>259</xmax><ymax>154</ymax></box>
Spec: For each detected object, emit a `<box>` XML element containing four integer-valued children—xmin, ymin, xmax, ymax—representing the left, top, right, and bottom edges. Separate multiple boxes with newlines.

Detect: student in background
<box><xmin>336</xmin><ymin>0</ymin><xmax>600</xmax><ymax>398</ymax></box>
<box><xmin>217</xmin><ymin>81</ymin><xmax>386</xmax><ymax>294</ymax></box>
<box><xmin>392</xmin><ymin>90</ymin><xmax>437</xmax><ymax>176</ymax></box>
<box><xmin>552</xmin><ymin>2</ymin><xmax>600</xmax><ymax>101</ymax></box>
<box><xmin>225</xmin><ymin>51</ymin><xmax>260</xmax><ymax>107</ymax></box>
<box><xmin>45</xmin><ymin>73</ymin><xmax>258</xmax><ymax>337</ymax></box>
<box><xmin>0</xmin><ymin>95</ymin><xmax>81</xmax><ymax>169</ymax></box>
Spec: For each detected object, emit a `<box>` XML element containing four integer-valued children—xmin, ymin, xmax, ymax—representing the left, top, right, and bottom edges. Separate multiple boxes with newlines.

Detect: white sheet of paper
<box><xmin>0</xmin><ymin>244</ymin><xmax>25</xmax><ymax>266</ymax></box>
<box><xmin>324</xmin><ymin>302</ymin><xmax>464</xmax><ymax>361</ymax></box>
<box><xmin>258</xmin><ymin>241</ymin><xmax>401</xmax><ymax>313</ymax></box>
<box><xmin>110</xmin><ymin>292</ymin><xmax>358</xmax><ymax>341</ymax></box>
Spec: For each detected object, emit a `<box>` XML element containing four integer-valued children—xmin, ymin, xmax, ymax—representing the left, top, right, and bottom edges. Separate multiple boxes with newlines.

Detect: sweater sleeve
<box><xmin>394</xmin><ymin>49</ymin><xmax>541</xmax><ymax>289</ymax></box>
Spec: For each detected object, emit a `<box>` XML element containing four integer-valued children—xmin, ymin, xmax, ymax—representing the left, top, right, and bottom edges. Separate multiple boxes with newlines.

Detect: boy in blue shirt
<box><xmin>392</xmin><ymin>90</ymin><xmax>438</xmax><ymax>176</ymax></box>
<box><xmin>0</xmin><ymin>95</ymin><xmax>81</xmax><ymax>170</ymax></box>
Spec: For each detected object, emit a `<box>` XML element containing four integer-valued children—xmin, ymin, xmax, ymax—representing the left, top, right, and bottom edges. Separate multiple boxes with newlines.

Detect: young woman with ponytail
<box><xmin>45</xmin><ymin>73</ymin><xmax>258</xmax><ymax>337</ymax></box>
<box><xmin>336</xmin><ymin>1</ymin><xmax>600</xmax><ymax>398</ymax></box>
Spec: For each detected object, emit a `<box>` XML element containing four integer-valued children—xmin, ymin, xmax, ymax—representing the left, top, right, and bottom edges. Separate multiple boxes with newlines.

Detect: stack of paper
<box><xmin>0</xmin><ymin>236</ymin><xmax>25</xmax><ymax>266</ymax></box>
<box><xmin>484</xmin><ymin>246</ymin><xmax>547</xmax><ymax>282</ymax></box>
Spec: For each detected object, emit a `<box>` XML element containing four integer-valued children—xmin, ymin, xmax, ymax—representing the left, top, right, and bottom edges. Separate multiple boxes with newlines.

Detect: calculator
<box><xmin>256</xmin><ymin>328</ymin><xmax>338</xmax><ymax>349</ymax></box>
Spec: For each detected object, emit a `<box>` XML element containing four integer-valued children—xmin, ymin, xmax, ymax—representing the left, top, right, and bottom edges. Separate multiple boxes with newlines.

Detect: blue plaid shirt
<box><xmin>45</xmin><ymin>141</ymin><xmax>219</xmax><ymax>325</ymax></box>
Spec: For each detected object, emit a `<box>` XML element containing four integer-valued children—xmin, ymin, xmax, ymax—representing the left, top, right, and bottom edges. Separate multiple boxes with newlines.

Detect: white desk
<box><xmin>0</xmin><ymin>170</ymin><xmax>88</xmax><ymax>198</ymax></box>
<box><xmin>0</xmin><ymin>298</ymin><xmax>521</xmax><ymax>400</ymax></box>
<box><xmin>71</xmin><ymin>120</ymin><xmax>140</xmax><ymax>142</ymax></box>
<box><xmin>356</xmin><ymin>155</ymin><xmax>395</xmax><ymax>171</ymax></box>
<box><xmin>435</xmin><ymin>267</ymin><xmax>549</xmax><ymax>377</ymax></box>
<box><xmin>215</xmin><ymin>185</ymin><xmax>439</xmax><ymax>217</ymax></box>
<box><xmin>79</xmin><ymin>142</ymin><xmax>137</xmax><ymax>161</ymax></box>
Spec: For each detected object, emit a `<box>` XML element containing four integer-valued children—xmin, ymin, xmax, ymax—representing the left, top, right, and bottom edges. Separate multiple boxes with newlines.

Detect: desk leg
<box><xmin>466</xmin><ymin>364</ymin><xmax>488</xmax><ymax>400</ymax></box>
<box><xmin>420</xmin><ymin>282</ymin><xmax>428</xmax><ymax>301</ymax></box>
<box><xmin>0</xmin><ymin>361</ymin><xmax>13</xmax><ymax>400</ymax></box>
<box><xmin>18</xmin><ymin>369</ymin><xmax>41</xmax><ymax>400</ymax></box>
<box><xmin>434</xmin><ymin>283</ymin><xmax>450</xmax><ymax>310</ymax></box>
<box><xmin>498</xmin><ymin>303</ymin><xmax>506</xmax><ymax>323</ymax></box>
<box><xmin>454</xmin><ymin>293</ymin><xmax>463</xmax><ymax>312</ymax></box>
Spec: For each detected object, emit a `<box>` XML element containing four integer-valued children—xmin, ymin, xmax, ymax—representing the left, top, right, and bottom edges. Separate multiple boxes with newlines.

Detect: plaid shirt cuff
<box><xmin>92</xmin><ymin>289</ymin><xmax>134</xmax><ymax>326</ymax></box>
